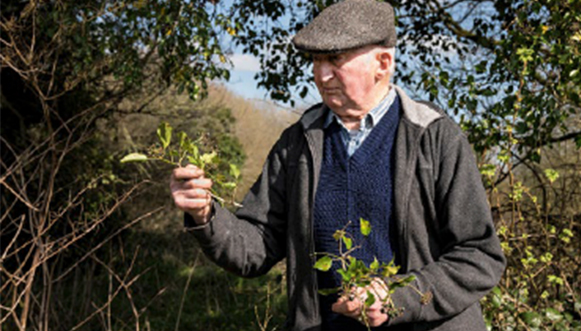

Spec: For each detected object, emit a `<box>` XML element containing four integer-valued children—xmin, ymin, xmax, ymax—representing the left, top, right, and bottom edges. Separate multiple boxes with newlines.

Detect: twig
<box><xmin>53</xmin><ymin>205</ymin><xmax>162</xmax><ymax>283</ymax></box>
<box><xmin>174</xmin><ymin>251</ymin><xmax>201</xmax><ymax>331</ymax></box>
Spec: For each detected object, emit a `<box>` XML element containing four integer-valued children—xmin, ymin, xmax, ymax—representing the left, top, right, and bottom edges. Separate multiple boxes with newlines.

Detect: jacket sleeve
<box><xmin>388</xmin><ymin>119</ymin><xmax>506</xmax><ymax>325</ymax></box>
<box><xmin>185</xmin><ymin>128</ymin><xmax>294</xmax><ymax>278</ymax></box>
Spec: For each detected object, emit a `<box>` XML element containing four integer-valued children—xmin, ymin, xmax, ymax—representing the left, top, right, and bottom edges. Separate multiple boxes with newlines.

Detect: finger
<box><xmin>180</xmin><ymin>178</ymin><xmax>213</xmax><ymax>190</ymax></box>
<box><xmin>172</xmin><ymin>166</ymin><xmax>205</xmax><ymax>181</ymax></box>
<box><xmin>174</xmin><ymin>194</ymin><xmax>210</xmax><ymax>208</ymax></box>
<box><xmin>178</xmin><ymin>188</ymin><xmax>211</xmax><ymax>200</ymax></box>
<box><xmin>362</xmin><ymin>285</ymin><xmax>389</xmax><ymax>327</ymax></box>
<box><xmin>332</xmin><ymin>297</ymin><xmax>361</xmax><ymax>316</ymax></box>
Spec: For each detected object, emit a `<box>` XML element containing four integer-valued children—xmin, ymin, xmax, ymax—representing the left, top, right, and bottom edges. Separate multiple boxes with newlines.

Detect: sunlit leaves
<box><xmin>342</xmin><ymin>236</ymin><xmax>353</xmax><ymax>250</ymax></box>
<box><xmin>365</xmin><ymin>290</ymin><xmax>376</xmax><ymax>307</ymax></box>
<box><xmin>157</xmin><ymin>122</ymin><xmax>172</xmax><ymax>149</ymax></box>
<box><xmin>480</xmin><ymin>164</ymin><xmax>496</xmax><ymax>178</ymax></box>
<box><xmin>229</xmin><ymin>164</ymin><xmax>241</xmax><ymax>180</ymax></box>
<box><xmin>200</xmin><ymin>152</ymin><xmax>217</xmax><ymax>167</ymax></box>
<box><xmin>360</xmin><ymin>218</ymin><xmax>371</xmax><ymax>237</ymax></box>
<box><xmin>389</xmin><ymin>275</ymin><xmax>416</xmax><ymax>293</ymax></box>
<box><xmin>544</xmin><ymin>169</ymin><xmax>560</xmax><ymax>184</ymax></box>
<box><xmin>120</xmin><ymin>153</ymin><xmax>148</xmax><ymax>163</ymax></box>
<box><xmin>332</xmin><ymin>230</ymin><xmax>345</xmax><ymax>241</ymax></box>
<box><xmin>314</xmin><ymin>256</ymin><xmax>333</xmax><ymax>272</ymax></box>
<box><xmin>314</xmin><ymin>223</ymin><xmax>426</xmax><ymax>324</ymax></box>
<box><xmin>121</xmin><ymin>122</ymin><xmax>241</xmax><ymax>207</ymax></box>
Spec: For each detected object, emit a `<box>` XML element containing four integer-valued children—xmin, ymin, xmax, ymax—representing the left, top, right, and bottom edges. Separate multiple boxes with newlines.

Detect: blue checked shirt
<box><xmin>324</xmin><ymin>87</ymin><xmax>397</xmax><ymax>157</ymax></box>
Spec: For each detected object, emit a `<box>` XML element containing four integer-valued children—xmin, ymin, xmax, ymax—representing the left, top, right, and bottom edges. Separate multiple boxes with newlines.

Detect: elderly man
<box><xmin>170</xmin><ymin>0</ymin><xmax>506</xmax><ymax>330</ymax></box>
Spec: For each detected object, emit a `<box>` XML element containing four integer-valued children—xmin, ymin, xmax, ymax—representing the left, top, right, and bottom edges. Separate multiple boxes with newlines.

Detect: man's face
<box><xmin>312</xmin><ymin>47</ymin><xmax>379</xmax><ymax>119</ymax></box>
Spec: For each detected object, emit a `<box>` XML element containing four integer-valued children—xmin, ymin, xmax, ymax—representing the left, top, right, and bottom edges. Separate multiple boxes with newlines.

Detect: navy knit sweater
<box><xmin>313</xmin><ymin>96</ymin><xmax>401</xmax><ymax>330</ymax></box>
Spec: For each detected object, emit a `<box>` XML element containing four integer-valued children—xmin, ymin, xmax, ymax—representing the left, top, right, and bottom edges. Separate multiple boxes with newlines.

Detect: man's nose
<box><xmin>314</xmin><ymin>61</ymin><xmax>334</xmax><ymax>83</ymax></box>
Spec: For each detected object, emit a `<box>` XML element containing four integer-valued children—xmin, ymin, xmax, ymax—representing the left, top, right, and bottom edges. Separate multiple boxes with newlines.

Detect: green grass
<box><xmin>82</xmin><ymin>214</ymin><xmax>288</xmax><ymax>331</ymax></box>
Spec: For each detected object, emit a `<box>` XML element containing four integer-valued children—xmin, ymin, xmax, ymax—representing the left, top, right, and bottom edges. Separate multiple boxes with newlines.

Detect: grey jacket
<box><xmin>188</xmin><ymin>86</ymin><xmax>506</xmax><ymax>331</ymax></box>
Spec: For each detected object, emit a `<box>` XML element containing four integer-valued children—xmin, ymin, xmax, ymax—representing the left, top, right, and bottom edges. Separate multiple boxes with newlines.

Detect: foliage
<box><xmin>1</xmin><ymin>0</ymin><xmax>231</xmax><ymax>102</ymax></box>
<box><xmin>1</xmin><ymin>0</ymin><xmax>246</xmax><ymax>329</ymax></box>
<box><xmin>479</xmin><ymin>141</ymin><xmax>581</xmax><ymax>331</ymax></box>
<box><xmin>1</xmin><ymin>0</ymin><xmax>579</xmax><ymax>330</ymax></box>
<box><xmin>229</xmin><ymin>0</ymin><xmax>581</xmax><ymax>158</ymax></box>
<box><xmin>313</xmin><ymin>219</ymin><xmax>428</xmax><ymax>328</ymax></box>
<box><xmin>121</xmin><ymin>121</ymin><xmax>242</xmax><ymax>207</ymax></box>
<box><xmin>228</xmin><ymin>1</ymin><xmax>581</xmax><ymax>329</ymax></box>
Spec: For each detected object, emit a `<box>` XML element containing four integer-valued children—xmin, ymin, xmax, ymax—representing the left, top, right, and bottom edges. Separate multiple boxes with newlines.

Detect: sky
<box><xmin>224</xmin><ymin>54</ymin><xmax>267</xmax><ymax>100</ymax></box>
<box><xmin>223</xmin><ymin>52</ymin><xmax>321</xmax><ymax>110</ymax></box>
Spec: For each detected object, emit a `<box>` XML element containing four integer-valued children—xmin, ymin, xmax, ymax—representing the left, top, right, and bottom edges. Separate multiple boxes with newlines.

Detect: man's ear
<box><xmin>375</xmin><ymin>49</ymin><xmax>393</xmax><ymax>81</ymax></box>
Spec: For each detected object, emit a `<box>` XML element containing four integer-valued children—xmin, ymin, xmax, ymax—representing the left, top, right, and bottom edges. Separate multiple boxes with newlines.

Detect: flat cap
<box><xmin>292</xmin><ymin>0</ymin><xmax>396</xmax><ymax>54</ymax></box>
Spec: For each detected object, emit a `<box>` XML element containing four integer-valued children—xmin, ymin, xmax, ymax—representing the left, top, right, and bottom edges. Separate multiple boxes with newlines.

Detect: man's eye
<box><xmin>330</xmin><ymin>54</ymin><xmax>345</xmax><ymax>65</ymax></box>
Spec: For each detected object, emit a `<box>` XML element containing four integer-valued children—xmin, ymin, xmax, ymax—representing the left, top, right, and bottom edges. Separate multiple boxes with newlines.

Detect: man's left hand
<box><xmin>331</xmin><ymin>279</ymin><xmax>389</xmax><ymax>327</ymax></box>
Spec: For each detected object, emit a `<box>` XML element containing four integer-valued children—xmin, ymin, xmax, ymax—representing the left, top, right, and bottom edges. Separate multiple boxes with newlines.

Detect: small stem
<box><xmin>208</xmin><ymin>190</ymin><xmax>243</xmax><ymax>208</ymax></box>
<box><xmin>152</xmin><ymin>156</ymin><xmax>179</xmax><ymax>166</ymax></box>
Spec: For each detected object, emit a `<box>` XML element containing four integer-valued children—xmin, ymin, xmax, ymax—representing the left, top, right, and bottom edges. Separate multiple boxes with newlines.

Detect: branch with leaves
<box><xmin>121</xmin><ymin>122</ymin><xmax>242</xmax><ymax>208</ymax></box>
<box><xmin>313</xmin><ymin>218</ymin><xmax>431</xmax><ymax>329</ymax></box>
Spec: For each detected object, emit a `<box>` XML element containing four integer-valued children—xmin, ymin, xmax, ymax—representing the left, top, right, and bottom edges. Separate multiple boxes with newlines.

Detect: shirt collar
<box><xmin>324</xmin><ymin>86</ymin><xmax>397</xmax><ymax>130</ymax></box>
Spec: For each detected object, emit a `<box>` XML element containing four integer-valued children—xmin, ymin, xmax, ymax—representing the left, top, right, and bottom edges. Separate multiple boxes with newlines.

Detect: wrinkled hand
<box><xmin>170</xmin><ymin>164</ymin><xmax>213</xmax><ymax>225</ymax></box>
<box><xmin>332</xmin><ymin>279</ymin><xmax>389</xmax><ymax>327</ymax></box>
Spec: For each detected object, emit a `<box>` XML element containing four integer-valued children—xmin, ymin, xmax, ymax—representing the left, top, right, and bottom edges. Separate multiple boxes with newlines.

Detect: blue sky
<box><xmin>223</xmin><ymin>52</ymin><xmax>321</xmax><ymax>109</ymax></box>
<box><xmin>224</xmin><ymin>54</ymin><xmax>267</xmax><ymax>100</ymax></box>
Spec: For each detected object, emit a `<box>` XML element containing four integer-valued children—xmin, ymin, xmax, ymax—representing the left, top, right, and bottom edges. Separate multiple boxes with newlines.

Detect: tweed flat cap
<box><xmin>292</xmin><ymin>0</ymin><xmax>396</xmax><ymax>54</ymax></box>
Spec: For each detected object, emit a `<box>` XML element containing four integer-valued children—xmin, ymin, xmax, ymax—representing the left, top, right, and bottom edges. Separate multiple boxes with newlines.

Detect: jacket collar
<box><xmin>299</xmin><ymin>84</ymin><xmax>443</xmax><ymax>132</ymax></box>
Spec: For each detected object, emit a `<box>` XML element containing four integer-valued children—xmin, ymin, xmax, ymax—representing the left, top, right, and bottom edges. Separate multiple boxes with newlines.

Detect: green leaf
<box><xmin>120</xmin><ymin>153</ymin><xmax>148</xmax><ymax>163</ymax></box>
<box><xmin>545</xmin><ymin>308</ymin><xmax>563</xmax><ymax>322</ymax></box>
<box><xmin>365</xmin><ymin>290</ymin><xmax>376</xmax><ymax>307</ymax></box>
<box><xmin>318</xmin><ymin>288</ymin><xmax>340</xmax><ymax>296</ymax></box>
<box><xmin>516</xmin><ymin>47</ymin><xmax>534</xmax><ymax>63</ymax></box>
<box><xmin>520</xmin><ymin>311</ymin><xmax>542</xmax><ymax>327</ymax></box>
<box><xmin>337</xmin><ymin>269</ymin><xmax>351</xmax><ymax>282</ymax></box>
<box><xmin>342</xmin><ymin>236</ymin><xmax>353</xmax><ymax>250</ymax></box>
<box><xmin>178</xmin><ymin>131</ymin><xmax>187</xmax><ymax>149</ymax></box>
<box><xmin>544</xmin><ymin>168</ymin><xmax>560</xmax><ymax>184</ymax></box>
<box><xmin>400</xmin><ymin>275</ymin><xmax>416</xmax><ymax>284</ymax></box>
<box><xmin>222</xmin><ymin>182</ymin><xmax>237</xmax><ymax>189</ymax></box>
<box><xmin>381</xmin><ymin>260</ymin><xmax>399</xmax><ymax>277</ymax></box>
<box><xmin>200</xmin><ymin>151</ymin><xmax>217</xmax><ymax>166</ymax></box>
<box><xmin>479</xmin><ymin>163</ymin><xmax>496</xmax><ymax>177</ymax></box>
<box><xmin>314</xmin><ymin>256</ymin><xmax>333</xmax><ymax>272</ymax></box>
<box><xmin>548</xmin><ymin>275</ymin><xmax>564</xmax><ymax>285</ymax></box>
<box><xmin>229</xmin><ymin>163</ymin><xmax>241</xmax><ymax>179</ymax></box>
<box><xmin>187</xmin><ymin>156</ymin><xmax>199</xmax><ymax>167</ymax></box>
<box><xmin>353</xmin><ymin>259</ymin><xmax>370</xmax><ymax>278</ymax></box>
<box><xmin>390</xmin><ymin>275</ymin><xmax>416</xmax><ymax>290</ymax></box>
<box><xmin>157</xmin><ymin>122</ymin><xmax>172</xmax><ymax>149</ymax></box>
<box><xmin>491</xmin><ymin>292</ymin><xmax>502</xmax><ymax>309</ymax></box>
<box><xmin>370</xmin><ymin>258</ymin><xmax>379</xmax><ymax>272</ymax></box>
<box><xmin>559</xmin><ymin>229</ymin><xmax>573</xmax><ymax>243</ymax></box>
<box><xmin>189</xmin><ymin>144</ymin><xmax>200</xmax><ymax>164</ymax></box>
<box><xmin>332</xmin><ymin>230</ymin><xmax>345</xmax><ymax>241</ymax></box>
<box><xmin>360</xmin><ymin>218</ymin><xmax>371</xmax><ymax>236</ymax></box>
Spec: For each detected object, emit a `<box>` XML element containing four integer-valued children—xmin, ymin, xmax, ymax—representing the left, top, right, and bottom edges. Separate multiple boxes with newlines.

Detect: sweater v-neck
<box><xmin>328</xmin><ymin>95</ymin><xmax>401</xmax><ymax>169</ymax></box>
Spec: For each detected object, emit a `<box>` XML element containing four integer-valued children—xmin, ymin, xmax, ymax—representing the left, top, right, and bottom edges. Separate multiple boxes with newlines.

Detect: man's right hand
<box><xmin>170</xmin><ymin>164</ymin><xmax>213</xmax><ymax>225</ymax></box>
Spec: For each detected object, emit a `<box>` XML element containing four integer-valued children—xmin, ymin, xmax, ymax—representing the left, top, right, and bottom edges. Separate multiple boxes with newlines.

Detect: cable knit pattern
<box><xmin>314</xmin><ymin>96</ymin><xmax>401</xmax><ymax>330</ymax></box>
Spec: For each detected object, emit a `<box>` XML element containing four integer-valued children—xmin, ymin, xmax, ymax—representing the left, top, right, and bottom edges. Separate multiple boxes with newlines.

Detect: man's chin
<box><xmin>323</xmin><ymin>98</ymin><xmax>344</xmax><ymax>110</ymax></box>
